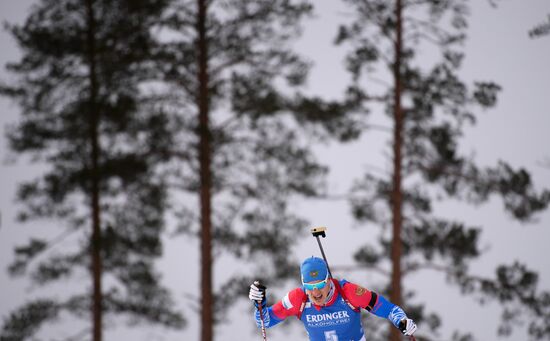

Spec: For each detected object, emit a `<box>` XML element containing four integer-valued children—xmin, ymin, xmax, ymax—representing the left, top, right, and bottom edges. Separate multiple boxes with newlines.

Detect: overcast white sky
<box><xmin>1</xmin><ymin>1</ymin><xmax>549</xmax><ymax>341</ymax></box>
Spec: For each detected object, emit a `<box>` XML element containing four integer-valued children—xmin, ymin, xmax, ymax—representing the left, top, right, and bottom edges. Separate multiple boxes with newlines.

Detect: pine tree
<box><xmin>156</xmin><ymin>1</ymin><xmax>362</xmax><ymax>340</ymax></box>
<box><xmin>335</xmin><ymin>0</ymin><xmax>550</xmax><ymax>340</ymax></box>
<box><xmin>0</xmin><ymin>1</ymin><xmax>184</xmax><ymax>340</ymax></box>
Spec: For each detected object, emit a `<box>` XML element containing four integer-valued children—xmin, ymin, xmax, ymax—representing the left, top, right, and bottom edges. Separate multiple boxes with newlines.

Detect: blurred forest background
<box><xmin>1</xmin><ymin>1</ymin><xmax>549</xmax><ymax>341</ymax></box>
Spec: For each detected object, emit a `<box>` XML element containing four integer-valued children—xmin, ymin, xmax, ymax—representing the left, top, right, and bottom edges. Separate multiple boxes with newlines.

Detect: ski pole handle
<box><xmin>310</xmin><ymin>226</ymin><xmax>327</xmax><ymax>238</ymax></box>
<box><xmin>310</xmin><ymin>227</ymin><xmax>333</xmax><ymax>278</ymax></box>
<box><xmin>253</xmin><ymin>281</ymin><xmax>268</xmax><ymax>341</ymax></box>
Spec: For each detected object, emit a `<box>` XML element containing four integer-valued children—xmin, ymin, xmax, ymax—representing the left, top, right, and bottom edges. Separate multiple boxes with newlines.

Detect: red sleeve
<box><xmin>341</xmin><ymin>282</ymin><xmax>378</xmax><ymax>310</ymax></box>
<box><xmin>271</xmin><ymin>287</ymin><xmax>307</xmax><ymax>320</ymax></box>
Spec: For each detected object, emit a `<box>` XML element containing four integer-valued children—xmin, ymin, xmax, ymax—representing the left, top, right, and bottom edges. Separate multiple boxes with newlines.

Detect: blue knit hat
<box><xmin>300</xmin><ymin>256</ymin><xmax>328</xmax><ymax>283</ymax></box>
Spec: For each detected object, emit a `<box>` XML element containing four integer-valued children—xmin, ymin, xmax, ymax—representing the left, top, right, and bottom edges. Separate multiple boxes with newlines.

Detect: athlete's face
<box><xmin>305</xmin><ymin>279</ymin><xmax>331</xmax><ymax>305</ymax></box>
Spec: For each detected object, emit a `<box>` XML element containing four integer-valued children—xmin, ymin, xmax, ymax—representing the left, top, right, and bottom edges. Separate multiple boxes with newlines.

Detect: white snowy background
<box><xmin>1</xmin><ymin>1</ymin><xmax>549</xmax><ymax>340</ymax></box>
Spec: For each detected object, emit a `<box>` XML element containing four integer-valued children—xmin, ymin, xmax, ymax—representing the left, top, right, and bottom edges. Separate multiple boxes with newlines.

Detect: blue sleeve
<box><xmin>254</xmin><ymin>306</ymin><xmax>284</xmax><ymax>329</ymax></box>
<box><xmin>370</xmin><ymin>294</ymin><xmax>408</xmax><ymax>328</ymax></box>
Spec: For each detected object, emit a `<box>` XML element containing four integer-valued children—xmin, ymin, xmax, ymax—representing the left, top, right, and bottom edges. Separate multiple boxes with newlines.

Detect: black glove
<box><xmin>249</xmin><ymin>281</ymin><xmax>267</xmax><ymax>309</ymax></box>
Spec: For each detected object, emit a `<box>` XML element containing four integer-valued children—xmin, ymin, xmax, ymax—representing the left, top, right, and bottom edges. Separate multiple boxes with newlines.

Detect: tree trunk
<box><xmin>197</xmin><ymin>0</ymin><xmax>213</xmax><ymax>341</ymax></box>
<box><xmin>390</xmin><ymin>0</ymin><xmax>404</xmax><ymax>340</ymax></box>
<box><xmin>85</xmin><ymin>0</ymin><xmax>103</xmax><ymax>341</ymax></box>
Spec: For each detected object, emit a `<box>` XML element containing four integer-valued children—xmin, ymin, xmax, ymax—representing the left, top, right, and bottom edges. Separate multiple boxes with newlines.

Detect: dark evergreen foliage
<box><xmin>3</xmin><ymin>1</ymin><xmax>546</xmax><ymax>340</ymax></box>
<box><xmin>155</xmin><ymin>2</ymin><xmax>363</xmax><ymax>339</ymax></box>
<box><xmin>529</xmin><ymin>14</ymin><xmax>550</xmax><ymax>38</ymax></box>
<box><xmin>337</xmin><ymin>0</ymin><xmax>550</xmax><ymax>339</ymax></box>
<box><xmin>0</xmin><ymin>300</ymin><xmax>60</xmax><ymax>340</ymax></box>
<box><xmin>0</xmin><ymin>0</ymin><xmax>184</xmax><ymax>339</ymax></box>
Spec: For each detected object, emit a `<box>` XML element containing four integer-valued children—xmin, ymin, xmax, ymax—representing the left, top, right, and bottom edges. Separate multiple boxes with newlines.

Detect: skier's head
<box><xmin>301</xmin><ymin>256</ymin><xmax>328</xmax><ymax>283</ymax></box>
<box><xmin>301</xmin><ymin>256</ymin><xmax>331</xmax><ymax>305</ymax></box>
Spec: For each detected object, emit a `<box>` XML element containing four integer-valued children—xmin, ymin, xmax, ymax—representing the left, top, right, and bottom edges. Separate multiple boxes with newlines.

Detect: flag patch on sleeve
<box><xmin>355</xmin><ymin>286</ymin><xmax>366</xmax><ymax>296</ymax></box>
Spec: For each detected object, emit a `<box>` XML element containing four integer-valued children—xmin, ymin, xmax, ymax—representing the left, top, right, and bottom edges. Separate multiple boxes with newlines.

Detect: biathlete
<box><xmin>249</xmin><ymin>256</ymin><xmax>417</xmax><ymax>341</ymax></box>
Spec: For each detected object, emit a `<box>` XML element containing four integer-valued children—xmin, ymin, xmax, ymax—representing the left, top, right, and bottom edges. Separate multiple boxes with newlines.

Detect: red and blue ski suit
<box><xmin>254</xmin><ymin>278</ymin><xmax>408</xmax><ymax>341</ymax></box>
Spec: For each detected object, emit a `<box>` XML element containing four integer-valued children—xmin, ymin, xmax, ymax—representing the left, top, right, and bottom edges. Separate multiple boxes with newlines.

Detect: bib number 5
<box><xmin>324</xmin><ymin>330</ymin><xmax>338</xmax><ymax>341</ymax></box>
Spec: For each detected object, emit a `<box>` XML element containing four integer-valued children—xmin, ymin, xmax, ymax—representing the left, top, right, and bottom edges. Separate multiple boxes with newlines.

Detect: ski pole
<box><xmin>310</xmin><ymin>227</ymin><xmax>333</xmax><ymax>279</ymax></box>
<box><xmin>253</xmin><ymin>281</ymin><xmax>268</xmax><ymax>341</ymax></box>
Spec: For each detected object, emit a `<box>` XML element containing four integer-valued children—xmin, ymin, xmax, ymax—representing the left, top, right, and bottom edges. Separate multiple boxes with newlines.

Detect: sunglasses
<box><xmin>302</xmin><ymin>274</ymin><xmax>329</xmax><ymax>291</ymax></box>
